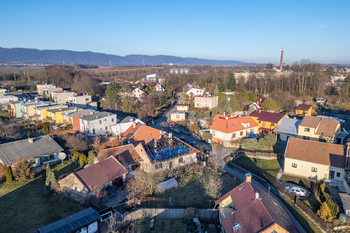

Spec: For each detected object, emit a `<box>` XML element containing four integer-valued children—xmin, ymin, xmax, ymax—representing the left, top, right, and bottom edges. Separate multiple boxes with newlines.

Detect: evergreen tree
<box><xmin>225</xmin><ymin>100</ymin><xmax>232</xmax><ymax>114</ymax></box>
<box><xmin>42</xmin><ymin>92</ymin><xmax>47</xmax><ymax>100</ymax></box>
<box><xmin>6</xmin><ymin>166</ymin><xmax>13</xmax><ymax>184</ymax></box>
<box><xmin>88</xmin><ymin>150</ymin><xmax>96</xmax><ymax>165</ymax></box>
<box><xmin>229</xmin><ymin>96</ymin><xmax>239</xmax><ymax>112</ymax></box>
<box><xmin>79</xmin><ymin>153</ymin><xmax>88</xmax><ymax>167</ymax></box>
<box><xmin>45</xmin><ymin>164</ymin><xmax>51</xmax><ymax>187</ymax></box>
<box><xmin>43</xmin><ymin>125</ymin><xmax>49</xmax><ymax>135</ymax></box>
<box><xmin>261</xmin><ymin>97</ymin><xmax>279</xmax><ymax>112</ymax></box>
<box><xmin>49</xmin><ymin>94</ymin><xmax>53</xmax><ymax>102</ymax></box>
<box><xmin>226</xmin><ymin>71</ymin><xmax>236</xmax><ymax>91</ymax></box>
<box><xmin>201</xmin><ymin>78</ymin><xmax>207</xmax><ymax>88</ymax></box>
<box><xmin>213</xmin><ymin>85</ymin><xmax>219</xmax><ymax>96</ymax></box>
<box><xmin>50</xmin><ymin>171</ymin><xmax>57</xmax><ymax>186</ymax></box>
<box><xmin>190</xmin><ymin>122</ymin><xmax>200</xmax><ymax>133</ymax></box>
<box><xmin>258</xmin><ymin>132</ymin><xmax>277</xmax><ymax>149</ymax></box>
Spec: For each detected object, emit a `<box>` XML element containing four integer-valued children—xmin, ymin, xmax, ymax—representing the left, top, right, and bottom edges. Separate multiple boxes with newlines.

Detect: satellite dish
<box><xmin>58</xmin><ymin>152</ymin><xmax>66</xmax><ymax>160</ymax></box>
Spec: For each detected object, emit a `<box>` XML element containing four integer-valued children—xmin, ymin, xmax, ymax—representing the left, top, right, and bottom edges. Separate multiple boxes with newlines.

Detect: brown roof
<box><xmin>210</xmin><ymin>115</ymin><xmax>258</xmax><ymax>133</ymax></box>
<box><xmin>74</xmin><ymin>157</ymin><xmax>127</xmax><ymax>192</ymax></box>
<box><xmin>123</xmin><ymin>124</ymin><xmax>165</xmax><ymax>145</ymax></box>
<box><xmin>296</xmin><ymin>104</ymin><xmax>312</xmax><ymax>111</ymax></box>
<box><xmin>285</xmin><ymin>138</ymin><xmax>345</xmax><ymax>168</ymax></box>
<box><xmin>250</xmin><ymin>110</ymin><xmax>286</xmax><ymax>123</ymax></box>
<box><xmin>299</xmin><ymin>116</ymin><xmax>339</xmax><ymax>137</ymax></box>
<box><xmin>97</xmin><ymin>144</ymin><xmax>141</xmax><ymax>165</ymax></box>
<box><xmin>299</xmin><ymin>115</ymin><xmax>321</xmax><ymax>128</ymax></box>
<box><xmin>216</xmin><ymin>181</ymin><xmax>299</xmax><ymax>233</ymax></box>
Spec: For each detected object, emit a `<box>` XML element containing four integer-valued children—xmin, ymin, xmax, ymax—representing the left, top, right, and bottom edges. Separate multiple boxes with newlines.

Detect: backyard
<box><xmin>235</xmin><ymin>156</ymin><xmax>281</xmax><ymax>178</ymax></box>
<box><xmin>148</xmin><ymin>168</ymin><xmax>240</xmax><ymax>209</ymax></box>
<box><xmin>0</xmin><ymin>161</ymin><xmax>83</xmax><ymax>233</ymax></box>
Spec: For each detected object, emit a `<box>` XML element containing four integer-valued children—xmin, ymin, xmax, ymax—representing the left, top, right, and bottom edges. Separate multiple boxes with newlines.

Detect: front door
<box><xmin>329</xmin><ymin>170</ymin><xmax>335</xmax><ymax>179</ymax></box>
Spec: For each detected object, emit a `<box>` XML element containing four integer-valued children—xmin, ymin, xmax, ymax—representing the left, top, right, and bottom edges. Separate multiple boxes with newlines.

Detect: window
<box><xmin>206</xmin><ymin>99</ymin><xmax>209</xmax><ymax>102</ymax></box>
<box><xmin>155</xmin><ymin>163</ymin><xmax>162</xmax><ymax>170</ymax></box>
<box><xmin>240</xmin><ymin>131</ymin><xmax>243</xmax><ymax>136</ymax></box>
<box><xmin>99</xmin><ymin>120</ymin><xmax>102</xmax><ymax>124</ymax></box>
<box><xmin>197</xmin><ymin>99</ymin><xmax>201</xmax><ymax>102</ymax></box>
<box><xmin>234</xmin><ymin>223</ymin><xmax>241</xmax><ymax>230</ymax></box>
<box><xmin>205</xmin><ymin>104</ymin><xmax>209</xmax><ymax>107</ymax></box>
<box><xmin>105</xmin><ymin>126</ymin><xmax>108</xmax><ymax>130</ymax></box>
<box><xmin>292</xmin><ymin>163</ymin><xmax>297</xmax><ymax>168</ymax></box>
<box><xmin>85</xmin><ymin>98</ymin><xmax>89</xmax><ymax>101</ymax></box>
<box><xmin>311</xmin><ymin>167</ymin><xmax>317</xmax><ymax>172</ymax></box>
<box><xmin>304</xmin><ymin>128</ymin><xmax>310</xmax><ymax>132</ymax></box>
<box><xmin>212</xmin><ymin>131</ymin><xmax>215</xmax><ymax>136</ymax></box>
<box><xmin>271</xmin><ymin>123</ymin><xmax>275</xmax><ymax>127</ymax></box>
<box><xmin>259</xmin><ymin>121</ymin><xmax>261</xmax><ymax>124</ymax></box>
<box><xmin>49</xmin><ymin>154</ymin><xmax>55</xmax><ymax>160</ymax></box>
<box><xmin>179</xmin><ymin>158</ymin><xmax>183</xmax><ymax>163</ymax></box>
<box><xmin>263</xmin><ymin>122</ymin><xmax>265</xmax><ymax>127</ymax></box>
<box><xmin>197</xmin><ymin>103</ymin><xmax>201</xmax><ymax>106</ymax></box>
<box><xmin>232</xmin><ymin>133</ymin><xmax>236</xmax><ymax>138</ymax></box>
<box><xmin>250</xmin><ymin>129</ymin><xmax>254</xmax><ymax>133</ymax></box>
<box><xmin>112</xmin><ymin>118</ymin><xmax>114</xmax><ymax>122</ymax></box>
<box><xmin>176</xmin><ymin>115</ymin><xmax>180</xmax><ymax>119</ymax></box>
<box><xmin>104</xmin><ymin>118</ymin><xmax>107</xmax><ymax>121</ymax></box>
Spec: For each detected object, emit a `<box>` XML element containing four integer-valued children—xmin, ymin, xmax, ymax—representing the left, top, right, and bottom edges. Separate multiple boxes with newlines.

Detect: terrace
<box><xmin>143</xmin><ymin>136</ymin><xmax>192</xmax><ymax>163</ymax></box>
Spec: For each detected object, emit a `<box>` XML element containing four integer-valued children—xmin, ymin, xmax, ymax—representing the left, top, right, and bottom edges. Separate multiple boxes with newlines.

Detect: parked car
<box><xmin>190</xmin><ymin>141</ymin><xmax>199</xmax><ymax>148</ymax></box>
<box><xmin>247</xmin><ymin>132</ymin><xmax>257</xmax><ymax>139</ymax></box>
<box><xmin>203</xmin><ymin>147</ymin><xmax>211</xmax><ymax>154</ymax></box>
<box><xmin>285</xmin><ymin>186</ymin><xmax>306</xmax><ymax>197</ymax></box>
<box><xmin>180</xmin><ymin>137</ymin><xmax>189</xmax><ymax>144</ymax></box>
<box><xmin>173</xmin><ymin>129</ymin><xmax>180</xmax><ymax>134</ymax></box>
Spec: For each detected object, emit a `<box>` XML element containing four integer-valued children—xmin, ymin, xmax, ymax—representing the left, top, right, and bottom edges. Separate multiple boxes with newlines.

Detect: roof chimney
<box><xmin>245</xmin><ymin>173</ymin><xmax>252</xmax><ymax>183</ymax></box>
<box><xmin>255</xmin><ymin>192</ymin><xmax>259</xmax><ymax>200</ymax></box>
<box><xmin>133</xmin><ymin>122</ymin><xmax>136</xmax><ymax>128</ymax></box>
<box><xmin>224</xmin><ymin>112</ymin><xmax>225</xmax><ymax>116</ymax></box>
<box><xmin>169</xmin><ymin>133</ymin><xmax>172</xmax><ymax>138</ymax></box>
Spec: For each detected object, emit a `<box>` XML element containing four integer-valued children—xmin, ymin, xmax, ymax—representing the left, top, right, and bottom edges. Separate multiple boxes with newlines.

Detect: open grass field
<box><xmin>150</xmin><ymin>168</ymin><xmax>240</xmax><ymax>209</ymax></box>
<box><xmin>0</xmin><ymin>161</ymin><xmax>83</xmax><ymax>233</ymax></box>
<box><xmin>236</xmin><ymin>156</ymin><xmax>281</xmax><ymax>178</ymax></box>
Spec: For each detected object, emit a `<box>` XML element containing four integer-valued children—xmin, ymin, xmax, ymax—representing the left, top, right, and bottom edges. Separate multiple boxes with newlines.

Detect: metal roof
<box><xmin>0</xmin><ymin>135</ymin><xmax>63</xmax><ymax>166</ymax></box>
<box><xmin>36</xmin><ymin>207</ymin><xmax>100</xmax><ymax>233</ymax></box>
<box><xmin>78</xmin><ymin>111</ymin><xmax>116</xmax><ymax>122</ymax></box>
<box><xmin>274</xmin><ymin>117</ymin><xmax>300</xmax><ymax>135</ymax></box>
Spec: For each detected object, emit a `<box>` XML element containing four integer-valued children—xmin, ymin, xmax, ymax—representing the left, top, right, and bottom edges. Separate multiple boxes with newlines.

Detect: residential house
<box><xmin>210</xmin><ymin>115</ymin><xmax>258</xmax><ymax>146</ymax></box>
<box><xmin>59</xmin><ymin>156</ymin><xmax>127</xmax><ymax>199</ymax></box>
<box><xmin>102</xmin><ymin>80</ymin><xmax>112</xmax><ymax>85</ymax></box>
<box><xmin>0</xmin><ymin>95</ymin><xmax>18</xmax><ymax>110</ymax></box>
<box><xmin>153</xmin><ymin>83</ymin><xmax>165</xmax><ymax>92</ymax></box>
<box><xmin>295</xmin><ymin>104</ymin><xmax>312</xmax><ymax>115</ymax></box>
<box><xmin>122</xmin><ymin>86</ymin><xmax>146</xmax><ymax>99</ymax></box>
<box><xmin>79</xmin><ymin>111</ymin><xmax>117</xmax><ymax>135</ymax></box>
<box><xmin>0</xmin><ymin>88</ymin><xmax>7</xmax><ymax>96</ymax></box>
<box><xmin>316</xmin><ymin>97</ymin><xmax>327</xmax><ymax>105</ymax></box>
<box><xmin>66</xmin><ymin>94</ymin><xmax>92</xmax><ymax>108</ymax></box>
<box><xmin>37</xmin><ymin>84</ymin><xmax>55</xmax><ymax>95</ymax></box>
<box><xmin>215</xmin><ymin>173</ymin><xmax>300</xmax><ymax>233</ymax></box>
<box><xmin>250</xmin><ymin>110</ymin><xmax>288</xmax><ymax>133</ymax></box>
<box><xmin>36</xmin><ymin>207</ymin><xmax>101</xmax><ymax>233</ymax></box>
<box><xmin>42</xmin><ymin>87</ymin><xmax>63</xmax><ymax>97</ymax></box>
<box><xmin>0</xmin><ymin>135</ymin><xmax>65</xmax><ymax>173</ymax></box>
<box><xmin>51</xmin><ymin>91</ymin><xmax>75</xmax><ymax>104</ymax></box>
<box><xmin>284</xmin><ymin>138</ymin><xmax>346</xmax><ymax>182</ymax></box>
<box><xmin>176</xmin><ymin>104</ymin><xmax>190</xmax><ymax>112</ymax></box>
<box><xmin>194</xmin><ymin>95</ymin><xmax>218</xmax><ymax>109</ymax></box>
<box><xmin>34</xmin><ymin>104</ymin><xmax>67</xmax><ymax>121</ymax></box>
<box><xmin>298</xmin><ymin>115</ymin><xmax>341</xmax><ymax>143</ymax></box>
<box><xmin>97</xmin><ymin>144</ymin><xmax>142</xmax><ymax>170</ymax></box>
<box><xmin>8</xmin><ymin>101</ymin><xmax>22</xmax><ymax>118</ymax></box>
<box><xmin>122</xmin><ymin>124</ymin><xmax>166</xmax><ymax>145</ymax></box>
<box><xmin>186</xmin><ymin>87</ymin><xmax>207</xmax><ymax>97</ymax></box>
<box><xmin>21</xmin><ymin>101</ymin><xmax>51</xmax><ymax>119</ymax></box>
<box><xmin>111</xmin><ymin>116</ymin><xmax>145</xmax><ymax>137</ymax></box>
<box><xmin>47</xmin><ymin>107</ymin><xmax>83</xmax><ymax>124</ymax></box>
<box><xmin>244</xmin><ymin>99</ymin><xmax>263</xmax><ymax>115</ymax></box>
<box><xmin>274</xmin><ymin>117</ymin><xmax>300</xmax><ymax>142</ymax></box>
<box><xmin>170</xmin><ymin>112</ymin><xmax>186</xmax><ymax>122</ymax></box>
<box><xmin>62</xmin><ymin>109</ymin><xmax>97</xmax><ymax>131</ymax></box>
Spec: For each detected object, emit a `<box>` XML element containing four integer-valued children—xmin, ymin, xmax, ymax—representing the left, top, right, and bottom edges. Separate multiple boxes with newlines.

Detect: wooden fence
<box><xmin>232</xmin><ymin>160</ymin><xmax>331</xmax><ymax>231</ymax></box>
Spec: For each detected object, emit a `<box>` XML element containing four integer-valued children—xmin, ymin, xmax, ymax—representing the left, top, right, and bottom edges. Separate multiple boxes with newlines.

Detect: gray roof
<box><xmin>0</xmin><ymin>135</ymin><xmax>63</xmax><ymax>166</ymax></box>
<box><xmin>274</xmin><ymin>117</ymin><xmax>300</xmax><ymax>135</ymax></box>
<box><xmin>64</xmin><ymin>109</ymin><xmax>95</xmax><ymax>117</ymax></box>
<box><xmin>78</xmin><ymin>111</ymin><xmax>116</xmax><ymax>122</ymax></box>
<box><xmin>35</xmin><ymin>104</ymin><xmax>66</xmax><ymax>110</ymax></box>
<box><xmin>47</xmin><ymin>107</ymin><xmax>77</xmax><ymax>114</ymax></box>
<box><xmin>121</xmin><ymin>116</ymin><xmax>138</xmax><ymax>124</ymax></box>
<box><xmin>37</xmin><ymin>207</ymin><xmax>100</xmax><ymax>233</ymax></box>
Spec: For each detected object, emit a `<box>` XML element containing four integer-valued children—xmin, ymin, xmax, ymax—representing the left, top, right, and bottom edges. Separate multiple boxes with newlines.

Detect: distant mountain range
<box><xmin>0</xmin><ymin>47</ymin><xmax>256</xmax><ymax>66</ymax></box>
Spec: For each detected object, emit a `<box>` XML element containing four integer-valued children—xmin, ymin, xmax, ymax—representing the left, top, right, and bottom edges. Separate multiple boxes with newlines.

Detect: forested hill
<box><xmin>0</xmin><ymin>47</ymin><xmax>256</xmax><ymax>66</ymax></box>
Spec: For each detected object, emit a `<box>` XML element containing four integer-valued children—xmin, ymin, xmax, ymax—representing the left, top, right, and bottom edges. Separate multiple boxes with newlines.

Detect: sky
<box><xmin>1</xmin><ymin>0</ymin><xmax>349</xmax><ymax>64</ymax></box>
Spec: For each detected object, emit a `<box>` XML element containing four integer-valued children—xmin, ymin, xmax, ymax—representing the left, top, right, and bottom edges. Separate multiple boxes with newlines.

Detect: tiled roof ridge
<box><xmin>131</xmin><ymin>124</ymin><xmax>144</xmax><ymax>139</ymax></box>
<box><xmin>99</xmin><ymin>144</ymin><xmax>133</xmax><ymax>153</ymax></box>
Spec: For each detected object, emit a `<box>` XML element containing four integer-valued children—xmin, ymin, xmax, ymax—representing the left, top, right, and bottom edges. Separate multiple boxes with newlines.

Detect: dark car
<box><xmin>180</xmin><ymin>137</ymin><xmax>189</xmax><ymax>144</ymax></box>
<box><xmin>190</xmin><ymin>141</ymin><xmax>199</xmax><ymax>148</ymax></box>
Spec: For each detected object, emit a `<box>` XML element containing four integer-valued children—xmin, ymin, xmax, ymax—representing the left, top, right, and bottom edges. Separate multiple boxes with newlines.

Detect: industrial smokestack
<box><xmin>280</xmin><ymin>48</ymin><xmax>284</xmax><ymax>72</ymax></box>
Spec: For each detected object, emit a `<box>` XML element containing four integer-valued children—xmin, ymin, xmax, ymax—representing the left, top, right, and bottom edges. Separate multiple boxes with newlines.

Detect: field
<box><xmin>0</xmin><ymin>161</ymin><xmax>83</xmax><ymax>233</ymax></box>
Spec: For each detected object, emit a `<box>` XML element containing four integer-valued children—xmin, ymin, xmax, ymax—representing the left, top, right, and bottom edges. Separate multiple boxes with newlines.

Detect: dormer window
<box><xmin>233</xmin><ymin>223</ymin><xmax>241</xmax><ymax>230</ymax></box>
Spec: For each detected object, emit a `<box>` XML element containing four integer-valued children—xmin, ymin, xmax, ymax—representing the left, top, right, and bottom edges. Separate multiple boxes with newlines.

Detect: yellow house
<box><xmin>47</xmin><ymin>107</ymin><xmax>82</xmax><ymax>123</ymax></box>
<box><xmin>295</xmin><ymin>104</ymin><xmax>312</xmax><ymax>115</ymax></box>
<box><xmin>37</xmin><ymin>105</ymin><xmax>68</xmax><ymax>121</ymax></box>
<box><xmin>249</xmin><ymin>110</ymin><xmax>288</xmax><ymax>133</ymax></box>
<box><xmin>284</xmin><ymin>138</ymin><xmax>346</xmax><ymax>182</ymax></box>
<box><xmin>298</xmin><ymin>115</ymin><xmax>341</xmax><ymax>143</ymax></box>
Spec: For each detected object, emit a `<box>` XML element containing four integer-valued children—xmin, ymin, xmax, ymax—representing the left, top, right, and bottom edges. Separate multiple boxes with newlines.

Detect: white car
<box><xmin>286</xmin><ymin>186</ymin><xmax>306</xmax><ymax>197</ymax></box>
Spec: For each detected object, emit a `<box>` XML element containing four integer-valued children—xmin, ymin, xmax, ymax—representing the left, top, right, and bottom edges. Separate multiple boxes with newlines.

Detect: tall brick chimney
<box><xmin>280</xmin><ymin>48</ymin><xmax>284</xmax><ymax>72</ymax></box>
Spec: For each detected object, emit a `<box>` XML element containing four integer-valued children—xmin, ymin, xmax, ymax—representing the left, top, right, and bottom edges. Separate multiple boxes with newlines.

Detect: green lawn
<box><xmin>150</xmin><ymin>168</ymin><xmax>240</xmax><ymax>209</ymax></box>
<box><xmin>236</xmin><ymin>157</ymin><xmax>281</xmax><ymax>178</ymax></box>
<box><xmin>0</xmin><ymin>161</ymin><xmax>83</xmax><ymax>233</ymax></box>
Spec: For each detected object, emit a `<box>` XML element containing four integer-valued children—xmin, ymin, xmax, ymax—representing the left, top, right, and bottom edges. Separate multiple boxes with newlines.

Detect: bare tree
<box><xmin>209</xmin><ymin>153</ymin><xmax>221</xmax><ymax>173</ymax></box>
<box><xmin>200</xmin><ymin>171</ymin><xmax>223</xmax><ymax>199</ymax></box>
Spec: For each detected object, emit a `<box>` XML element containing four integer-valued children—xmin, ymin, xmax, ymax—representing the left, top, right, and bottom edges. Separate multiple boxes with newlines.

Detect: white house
<box><xmin>186</xmin><ymin>87</ymin><xmax>208</xmax><ymax>97</ymax></box>
<box><xmin>66</xmin><ymin>94</ymin><xmax>92</xmax><ymax>108</ymax></box>
<box><xmin>111</xmin><ymin>116</ymin><xmax>145</xmax><ymax>136</ymax></box>
<box><xmin>154</xmin><ymin>83</ymin><xmax>165</xmax><ymax>92</ymax></box>
<box><xmin>79</xmin><ymin>111</ymin><xmax>117</xmax><ymax>135</ymax></box>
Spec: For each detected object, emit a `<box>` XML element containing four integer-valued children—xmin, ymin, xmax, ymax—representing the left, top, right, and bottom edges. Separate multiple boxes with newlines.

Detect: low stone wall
<box><xmin>123</xmin><ymin>208</ymin><xmax>215</xmax><ymax>221</ymax></box>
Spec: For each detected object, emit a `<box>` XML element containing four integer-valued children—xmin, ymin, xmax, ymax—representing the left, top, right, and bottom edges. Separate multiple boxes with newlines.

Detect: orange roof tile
<box><xmin>123</xmin><ymin>125</ymin><xmax>164</xmax><ymax>145</ymax></box>
<box><xmin>97</xmin><ymin>144</ymin><xmax>141</xmax><ymax>165</ymax></box>
<box><xmin>210</xmin><ymin>115</ymin><xmax>258</xmax><ymax>133</ymax></box>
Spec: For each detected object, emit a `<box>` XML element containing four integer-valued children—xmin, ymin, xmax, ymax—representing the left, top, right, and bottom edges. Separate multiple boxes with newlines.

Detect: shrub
<box><xmin>88</xmin><ymin>150</ymin><xmax>96</xmax><ymax>165</ymax></box>
<box><xmin>6</xmin><ymin>166</ymin><xmax>13</xmax><ymax>183</ymax></box>
<box><xmin>242</xmin><ymin>138</ymin><xmax>263</xmax><ymax>150</ymax></box>
<box><xmin>72</xmin><ymin>151</ymin><xmax>88</xmax><ymax>167</ymax></box>
<box><xmin>323</xmin><ymin>192</ymin><xmax>339</xmax><ymax>216</ymax></box>
<box><xmin>13</xmin><ymin>158</ymin><xmax>34</xmax><ymax>181</ymax></box>
<box><xmin>317</xmin><ymin>202</ymin><xmax>333</xmax><ymax>222</ymax></box>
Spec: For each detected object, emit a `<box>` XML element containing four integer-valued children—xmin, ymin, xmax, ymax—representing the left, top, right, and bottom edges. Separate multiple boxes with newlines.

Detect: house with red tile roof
<box><xmin>284</xmin><ymin>138</ymin><xmax>347</xmax><ymax>183</ymax></box>
<box><xmin>153</xmin><ymin>83</ymin><xmax>165</xmax><ymax>92</ymax></box>
<box><xmin>215</xmin><ymin>174</ymin><xmax>300</xmax><ymax>233</ymax></box>
<box><xmin>209</xmin><ymin>115</ymin><xmax>258</xmax><ymax>144</ymax></box>
<box><xmin>58</xmin><ymin>156</ymin><xmax>128</xmax><ymax>200</ymax></box>
<box><xmin>250</xmin><ymin>110</ymin><xmax>288</xmax><ymax>133</ymax></box>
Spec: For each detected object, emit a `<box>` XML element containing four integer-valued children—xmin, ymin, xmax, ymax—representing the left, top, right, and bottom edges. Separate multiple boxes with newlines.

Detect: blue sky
<box><xmin>1</xmin><ymin>0</ymin><xmax>349</xmax><ymax>64</ymax></box>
